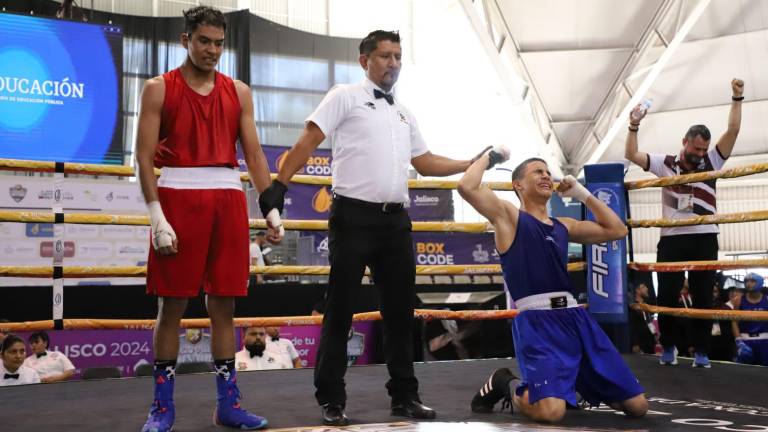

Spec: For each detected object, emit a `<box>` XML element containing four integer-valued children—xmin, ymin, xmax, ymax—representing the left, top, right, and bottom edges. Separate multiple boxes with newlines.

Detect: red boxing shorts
<box><xmin>147</xmin><ymin>187</ymin><xmax>249</xmax><ymax>297</ymax></box>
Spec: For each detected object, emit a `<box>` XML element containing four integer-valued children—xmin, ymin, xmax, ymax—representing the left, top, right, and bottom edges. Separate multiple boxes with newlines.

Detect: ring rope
<box><xmin>5</xmin><ymin>304</ymin><xmax>768</xmax><ymax>332</ymax></box>
<box><xmin>0</xmin><ymin>158</ymin><xmax>515</xmax><ymax>191</ymax></box>
<box><xmin>625</xmin><ymin>162</ymin><xmax>768</xmax><ymax>190</ymax></box>
<box><xmin>0</xmin><ymin>309</ymin><xmax>523</xmax><ymax>332</ymax></box>
<box><xmin>0</xmin><ymin>211</ymin><xmax>492</xmax><ymax>233</ymax></box>
<box><xmin>0</xmin><ymin>263</ymin><xmax>584</xmax><ymax>278</ymax></box>
<box><xmin>627</xmin><ymin>209</ymin><xmax>768</xmax><ymax>228</ymax></box>
<box><xmin>634</xmin><ymin>303</ymin><xmax>768</xmax><ymax>322</ymax></box>
<box><xmin>6</xmin><ymin>158</ymin><xmax>768</xmax><ymax>192</ymax></box>
<box><xmin>628</xmin><ymin>258</ymin><xmax>768</xmax><ymax>272</ymax></box>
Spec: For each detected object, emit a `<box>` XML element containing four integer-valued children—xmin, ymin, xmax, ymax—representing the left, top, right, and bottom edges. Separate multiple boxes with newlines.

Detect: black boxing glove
<box><xmin>258</xmin><ymin>179</ymin><xmax>288</xmax><ymax>218</ymax></box>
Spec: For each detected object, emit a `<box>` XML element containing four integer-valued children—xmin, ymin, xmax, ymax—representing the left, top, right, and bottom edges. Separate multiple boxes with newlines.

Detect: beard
<box><xmin>246</xmin><ymin>342</ymin><xmax>266</xmax><ymax>358</ymax></box>
<box><xmin>684</xmin><ymin>152</ymin><xmax>703</xmax><ymax>166</ymax></box>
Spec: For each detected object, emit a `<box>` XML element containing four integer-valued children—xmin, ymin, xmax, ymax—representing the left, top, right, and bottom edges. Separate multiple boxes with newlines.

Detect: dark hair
<box><xmin>183</xmin><ymin>6</ymin><xmax>226</xmax><ymax>35</ymax></box>
<box><xmin>29</xmin><ymin>331</ymin><xmax>49</xmax><ymax>347</ymax></box>
<box><xmin>1</xmin><ymin>334</ymin><xmax>23</xmax><ymax>353</ymax></box>
<box><xmin>685</xmin><ymin>124</ymin><xmax>711</xmax><ymax>142</ymax></box>
<box><xmin>511</xmin><ymin>157</ymin><xmax>548</xmax><ymax>199</ymax></box>
<box><xmin>359</xmin><ymin>30</ymin><xmax>401</xmax><ymax>55</ymax></box>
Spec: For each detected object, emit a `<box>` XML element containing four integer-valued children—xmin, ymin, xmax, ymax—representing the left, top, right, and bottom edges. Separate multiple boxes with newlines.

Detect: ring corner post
<box><xmin>584</xmin><ymin>163</ymin><xmax>630</xmax><ymax>353</ymax></box>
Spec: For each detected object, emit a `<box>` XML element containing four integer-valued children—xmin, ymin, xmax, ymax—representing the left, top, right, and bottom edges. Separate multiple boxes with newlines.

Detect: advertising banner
<box><xmin>584</xmin><ymin>163</ymin><xmax>628</xmax><ymax>323</ymax></box>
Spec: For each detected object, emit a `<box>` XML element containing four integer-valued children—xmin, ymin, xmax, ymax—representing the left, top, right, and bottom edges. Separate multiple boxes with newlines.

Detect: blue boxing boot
<box><xmin>213</xmin><ymin>360</ymin><xmax>268</xmax><ymax>430</ymax></box>
<box><xmin>142</xmin><ymin>361</ymin><xmax>176</xmax><ymax>432</ymax></box>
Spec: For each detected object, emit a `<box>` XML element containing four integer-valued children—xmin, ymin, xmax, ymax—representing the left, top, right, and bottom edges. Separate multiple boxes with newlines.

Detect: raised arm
<box><xmin>556</xmin><ymin>176</ymin><xmax>628</xmax><ymax>244</ymax></box>
<box><xmin>624</xmin><ymin>105</ymin><xmax>649</xmax><ymax>170</ymax></box>
<box><xmin>457</xmin><ymin>147</ymin><xmax>517</xmax><ymax>253</ymax></box>
<box><xmin>715</xmin><ymin>78</ymin><xmax>744</xmax><ymax>159</ymax></box>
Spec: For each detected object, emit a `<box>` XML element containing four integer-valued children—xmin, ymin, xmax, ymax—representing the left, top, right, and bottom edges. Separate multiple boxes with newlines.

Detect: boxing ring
<box><xmin>1</xmin><ymin>158</ymin><xmax>768</xmax><ymax>431</ymax></box>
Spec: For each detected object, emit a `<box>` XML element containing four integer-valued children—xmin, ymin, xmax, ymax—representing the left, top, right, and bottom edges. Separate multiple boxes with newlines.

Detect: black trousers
<box><xmin>314</xmin><ymin>196</ymin><xmax>419</xmax><ymax>407</ymax></box>
<box><xmin>656</xmin><ymin>233</ymin><xmax>718</xmax><ymax>354</ymax></box>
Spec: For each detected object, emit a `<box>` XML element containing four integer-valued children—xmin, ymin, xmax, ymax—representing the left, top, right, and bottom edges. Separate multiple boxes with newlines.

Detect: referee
<box><xmin>259</xmin><ymin>30</ymin><xmax>481</xmax><ymax>426</ymax></box>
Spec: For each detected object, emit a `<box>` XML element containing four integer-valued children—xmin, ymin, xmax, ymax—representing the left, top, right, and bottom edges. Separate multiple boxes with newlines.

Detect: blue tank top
<box><xmin>500</xmin><ymin>210</ymin><xmax>573</xmax><ymax>301</ymax></box>
<box><xmin>738</xmin><ymin>294</ymin><xmax>768</xmax><ymax>334</ymax></box>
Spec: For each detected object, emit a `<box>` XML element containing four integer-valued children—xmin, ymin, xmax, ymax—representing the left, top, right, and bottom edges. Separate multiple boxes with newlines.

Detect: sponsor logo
<box><xmin>317</xmin><ymin>236</ymin><xmax>329</xmax><ymax>255</ymax></box>
<box><xmin>9</xmin><ymin>184</ymin><xmax>27</xmax><ymax>203</ymax></box>
<box><xmin>105</xmin><ymin>191</ymin><xmax>113</xmax><ymax>202</ymax></box>
<box><xmin>312</xmin><ymin>187</ymin><xmax>332</xmax><ymax>213</ymax></box>
<box><xmin>471</xmin><ymin>244</ymin><xmax>490</xmax><ymax>263</ymax></box>
<box><xmin>397</xmin><ymin>111</ymin><xmax>409</xmax><ymax>124</ymax></box>
<box><xmin>413</xmin><ymin>195</ymin><xmax>439</xmax><ymax>205</ymax></box>
<box><xmin>40</xmin><ymin>241</ymin><xmax>76</xmax><ymax>258</ymax></box>
<box><xmin>416</xmin><ymin>242</ymin><xmax>454</xmax><ymax>265</ymax></box>
<box><xmin>26</xmin><ymin>223</ymin><xmax>53</xmax><ymax>238</ymax></box>
<box><xmin>276</xmin><ymin>151</ymin><xmax>332</xmax><ymax>176</ymax></box>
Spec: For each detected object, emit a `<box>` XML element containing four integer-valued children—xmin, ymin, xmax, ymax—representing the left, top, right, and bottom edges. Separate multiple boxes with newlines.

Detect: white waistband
<box><xmin>158</xmin><ymin>167</ymin><xmax>243</xmax><ymax>190</ymax></box>
<box><xmin>515</xmin><ymin>292</ymin><xmax>579</xmax><ymax>311</ymax></box>
<box><xmin>739</xmin><ymin>333</ymin><xmax>768</xmax><ymax>341</ymax></box>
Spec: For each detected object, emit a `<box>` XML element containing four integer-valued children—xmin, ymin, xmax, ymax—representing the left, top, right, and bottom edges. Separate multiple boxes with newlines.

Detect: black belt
<box><xmin>333</xmin><ymin>194</ymin><xmax>405</xmax><ymax>213</ymax></box>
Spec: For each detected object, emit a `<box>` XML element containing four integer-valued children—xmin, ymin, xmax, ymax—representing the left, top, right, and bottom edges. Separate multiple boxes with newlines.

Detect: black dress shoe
<box><xmin>391</xmin><ymin>399</ymin><xmax>437</xmax><ymax>419</ymax></box>
<box><xmin>321</xmin><ymin>403</ymin><xmax>350</xmax><ymax>426</ymax></box>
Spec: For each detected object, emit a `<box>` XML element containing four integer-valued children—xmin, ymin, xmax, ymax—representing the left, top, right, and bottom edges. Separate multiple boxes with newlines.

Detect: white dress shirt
<box><xmin>306</xmin><ymin>78</ymin><xmax>429</xmax><ymax>204</ymax></box>
<box><xmin>0</xmin><ymin>363</ymin><xmax>41</xmax><ymax>386</ymax></box>
<box><xmin>235</xmin><ymin>348</ymin><xmax>292</xmax><ymax>371</ymax></box>
<box><xmin>267</xmin><ymin>338</ymin><xmax>299</xmax><ymax>367</ymax></box>
<box><xmin>23</xmin><ymin>351</ymin><xmax>75</xmax><ymax>379</ymax></box>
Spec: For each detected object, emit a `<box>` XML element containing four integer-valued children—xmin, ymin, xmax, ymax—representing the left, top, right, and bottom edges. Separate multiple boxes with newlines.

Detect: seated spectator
<box><xmin>23</xmin><ymin>331</ymin><xmax>75</xmax><ymax>383</ymax></box>
<box><xmin>710</xmin><ymin>282</ymin><xmax>736</xmax><ymax>361</ymax></box>
<box><xmin>1</xmin><ymin>334</ymin><xmax>40</xmax><ymax>386</ymax></box>
<box><xmin>235</xmin><ymin>327</ymin><xmax>289</xmax><ymax>371</ymax></box>
<box><xmin>265</xmin><ymin>327</ymin><xmax>302</xmax><ymax>368</ymax></box>
<box><xmin>629</xmin><ymin>283</ymin><xmax>656</xmax><ymax>354</ymax></box>
<box><xmin>732</xmin><ymin>273</ymin><xmax>768</xmax><ymax>366</ymax></box>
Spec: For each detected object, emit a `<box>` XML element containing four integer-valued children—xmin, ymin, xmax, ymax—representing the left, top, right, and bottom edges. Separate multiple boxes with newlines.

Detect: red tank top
<box><xmin>154</xmin><ymin>68</ymin><xmax>241</xmax><ymax>168</ymax></box>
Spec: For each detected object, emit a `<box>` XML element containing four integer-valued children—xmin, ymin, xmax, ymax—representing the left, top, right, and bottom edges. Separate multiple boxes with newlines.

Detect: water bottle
<box><xmin>631</xmin><ymin>98</ymin><xmax>652</xmax><ymax>122</ymax></box>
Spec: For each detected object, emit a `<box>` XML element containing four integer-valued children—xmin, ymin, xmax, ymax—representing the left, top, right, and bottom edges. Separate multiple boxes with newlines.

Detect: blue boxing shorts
<box><xmin>743</xmin><ymin>335</ymin><xmax>768</xmax><ymax>366</ymax></box>
<box><xmin>512</xmin><ymin>305</ymin><xmax>644</xmax><ymax>406</ymax></box>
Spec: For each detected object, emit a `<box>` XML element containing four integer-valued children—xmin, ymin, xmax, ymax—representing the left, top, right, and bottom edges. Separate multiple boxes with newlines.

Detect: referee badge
<box><xmin>397</xmin><ymin>111</ymin><xmax>408</xmax><ymax>124</ymax></box>
<box><xmin>364</xmin><ymin>102</ymin><xmax>376</xmax><ymax>110</ymax></box>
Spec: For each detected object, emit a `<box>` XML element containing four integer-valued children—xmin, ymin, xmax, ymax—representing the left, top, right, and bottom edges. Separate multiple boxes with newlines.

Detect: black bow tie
<box><xmin>374</xmin><ymin>89</ymin><xmax>394</xmax><ymax>105</ymax></box>
<box><xmin>270</xmin><ymin>337</ymin><xmax>279</xmax><ymax>342</ymax></box>
<box><xmin>36</xmin><ymin>352</ymin><xmax>47</xmax><ymax>359</ymax></box>
<box><xmin>4</xmin><ymin>373</ymin><xmax>19</xmax><ymax>379</ymax></box>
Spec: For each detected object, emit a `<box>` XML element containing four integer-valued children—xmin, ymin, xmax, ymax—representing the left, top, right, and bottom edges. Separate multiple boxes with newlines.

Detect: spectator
<box><xmin>676</xmin><ymin>279</ymin><xmax>695</xmax><ymax>357</ymax></box>
<box><xmin>235</xmin><ymin>327</ymin><xmax>288</xmax><ymax>371</ymax></box>
<box><xmin>732</xmin><ymin>273</ymin><xmax>768</xmax><ymax>366</ymax></box>
<box><xmin>265</xmin><ymin>327</ymin><xmax>302</xmax><ymax>368</ymax></box>
<box><xmin>624</xmin><ymin>79</ymin><xmax>744</xmax><ymax>368</ymax></box>
<box><xmin>710</xmin><ymin>283</ymin><xmax>736</xmax><ymax>361</ymax></box>
<box><xmin>1</xmin><ymin>334</ymin><xmax>40</xmax><ymax>386</ymax></box>
<box><xmin>249</xmin><ymin>231</ymin><xmax>271</xmax><ymax>284</ymax></box>
<box><xmin>22</xmin><ymin>331</ymin><xmax>75</xmax><ymax>383</ymax></box>
<box><xmin>629</xmin><ymin>283</ymin><xmax>656</xmax><ymax>354</ymax></box>
<box><xmin>0</xmin><ymin>320</ymin><xmax>9</xmax><ymax>344</ymax></box>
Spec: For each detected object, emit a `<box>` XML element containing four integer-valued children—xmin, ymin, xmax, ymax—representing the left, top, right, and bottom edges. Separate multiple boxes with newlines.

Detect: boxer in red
<box><xmin>134</xmin><ymin>6</ymin><xmax>281</xmax><ymax>431</ymax></box>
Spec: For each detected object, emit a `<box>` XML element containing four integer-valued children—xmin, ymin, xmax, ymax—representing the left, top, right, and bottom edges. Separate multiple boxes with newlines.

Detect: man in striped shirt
<box><xmin>624</xmin><ymin>79</ymin><xmax>744</xmax><ymax>368</ymax></box>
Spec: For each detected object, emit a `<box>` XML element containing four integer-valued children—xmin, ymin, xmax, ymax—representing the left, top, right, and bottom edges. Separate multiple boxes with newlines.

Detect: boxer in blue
<box><xmin>457</xmin><ymin>149</ymin><xmax>647</xmax><ymax>422</ymax></box>
<box><xmin>733</xmin><ymin>273</ymin><xmax>768</xmax><ymax>366</ymax></box>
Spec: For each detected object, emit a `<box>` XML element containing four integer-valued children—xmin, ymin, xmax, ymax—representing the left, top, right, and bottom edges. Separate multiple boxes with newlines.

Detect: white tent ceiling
<box><xmin>467</xmin><ymin>0</ymin><xmax>768</xmax><ymax>178</ymax></box>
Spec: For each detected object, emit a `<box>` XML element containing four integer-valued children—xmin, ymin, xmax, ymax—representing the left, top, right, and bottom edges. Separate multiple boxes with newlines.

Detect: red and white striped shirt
<box><xmin>646</xmin><ymin>147</ymin><xmax>726</xmax><ymax>236</ymax></box>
